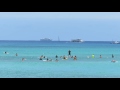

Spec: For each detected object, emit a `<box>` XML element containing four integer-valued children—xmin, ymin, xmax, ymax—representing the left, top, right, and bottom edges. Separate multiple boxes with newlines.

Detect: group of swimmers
<box><xmin>39</xmin><ymin>55</ymin><xmax>77</xmax><ymax>62</ymax></box>
<box><xmin>37</xmin><ymin>50</ymin><xmax>77</xmax><ymax>62</ymax></box>
<box><xmin>91</xmin><ymin>54</ymin><xmax>116</xmax><ymax>63</ymax></box>
<box><xmin>4</xmin><ymin>51</ymin><xmax>26</xmax><ymax>61</ymax></box>
<box><xmin>3</xmin><ymin>50</ymin><xmax>116</xmax><ymax>62</ymax></box>
<box><xmin>40</xmin><ymin>54</ymin><xmax>116</xmax><ymax>62</ymax></box>
<box><xmin>87</xmin><ymin>54</ymin><xmax>114</xmax><ymax>58</ymax></box>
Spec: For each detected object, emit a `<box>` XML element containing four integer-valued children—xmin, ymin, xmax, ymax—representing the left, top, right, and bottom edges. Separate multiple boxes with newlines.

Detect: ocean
<box><xmin>0</xmin><ymin>40</ymin><xmax>120</xmax><ymax>78</ymax></box>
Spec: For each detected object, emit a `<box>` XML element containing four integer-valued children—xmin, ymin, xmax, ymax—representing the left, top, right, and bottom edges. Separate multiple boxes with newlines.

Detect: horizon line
<box><xmin>0</xmin><ymin>40</ymin><xmax>116</xmax><ymax>41</ymax></box>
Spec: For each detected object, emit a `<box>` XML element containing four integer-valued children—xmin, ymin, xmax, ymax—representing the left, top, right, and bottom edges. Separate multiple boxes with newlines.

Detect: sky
<box><xmin>0</xmin><ymin>12</ymin><xmax>120</xmax><ymax>41</ymax></box>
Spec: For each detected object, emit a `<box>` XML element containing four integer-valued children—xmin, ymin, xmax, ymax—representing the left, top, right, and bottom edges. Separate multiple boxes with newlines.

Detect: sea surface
<box><xmin>0</xmin><ymin>41</ymin><xmax>120</xmax><ymax>78</ymax></box>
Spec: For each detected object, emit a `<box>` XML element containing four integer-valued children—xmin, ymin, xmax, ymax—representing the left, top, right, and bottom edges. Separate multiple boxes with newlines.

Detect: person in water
<box><xmin>100</xmin><ymin>55</ymin><xmax>102</xmax><ymax>58</ymax></box>
<box><xmin>5</xmin><ymin>51</ymin><xmax>7</xmax><ymax>54</ymax></box>
<box><xmin>55</xmin><ymin>59</ymin><xmax>59</xmax><ymax>62</ymax></box>
<box><xmin>49</xmin><ymin>59</ymin><xmax>52</xmax><ymax>61</ymax></box>
<box><xmin>22</xmin><ymin>58</ymin><xmax>25</xmax><ymax>61</ymax></box>
<box><xmin>112</xmin><ymin>54</ymin><xmax>114</xmax><ymax>58</ymax></box>
<box><xmin>47</xmin><ymin>58</ymin><xmax>49</xmax><ymax>61</ymax></box>
<box><xmin>71</xmin><ymin>56</ymin><xmax>73</xmax><ymax>58</ymax></box>
<box><xmin>16</xmin><ymin>53</ymin><xmax>18</xmax><ymax>56</ymax></box>
<box><xmin>39</xmin><ymin>57</ymin><xmax>42</xmax><ymax>60</ymax></box>
<box><xmin>55</xmin><ymin>55</ymin><xmax>58</xmax><ymax>58</ymax></box>
<box><xmin>60</xmin><ymin>56</ymin><xmax>62</xmax><ymax>58</ymax></box>
<box><xmin>73</xmin><ymin>56</ymin><xmax>77</xmax><ymax>60</ymax></box>
<box><xmin>68</xmin><ymin>50</ymin><xmax>71</xmax><ymax>56</ymax></box>
<box><xmin>41</xmin><ymin>55</ymin><xmax>43</xmax><ymax>58</ymax></box>
<box><xmin>111</xmin><ymin>60</ymin><xmax>116</xmax><ymax>63</ymax></box>
<box><xmin>63</xmin><ymin>55</ymin><xmax>67</xmax><ymax>60</ymax></box>
<box><xmin>43</xmin><ymin>56</ymin><xmax>45</xmax><ymax>58</ymax></box>
<box><xmin>92</xmin><ymin>54</ymin><xmax>95</xmax><ymax>58</ymax></box>
<box><xmin>63</xmin><ymin>56</ymin><xmax>66</xmax><ymax>59</ymax></box>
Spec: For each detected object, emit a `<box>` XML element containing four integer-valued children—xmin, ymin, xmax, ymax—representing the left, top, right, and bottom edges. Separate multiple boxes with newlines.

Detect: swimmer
<box><xmin>43</xmin><ymin>56</ymin><xmax>45</xmax><ymax>58</ymax></box>
<box><xmin>55</xmin><ymin>55</ymin><xmax>58</xmax><ymax>58</ymax></box>
<box><xmin>41</xmin><ymin>55</ymin><xmax>43</xmax><ymax>58</ymax></box>
<box><xmin>46</xmin><ymin>58</ymin><xmax>49</xmax><ymax>61</ymax></box>
<box><xmin>39</xmin><ymin>57</ymin><xmax>42</xmax><ymax>60</ymax></box>
<box><xmin>22</xmin><ymin>58</ymin><xmax>25</xmax><ymax>61</ymax></box>
<box><xmin>49</xmin><ymin>59</ymin><xmax>52</xmax><ymax>61</ymax></box>
<box><xmin>55</xmin><ymin>59</ymin><xmax>59</xmax><ymax>62</ymax></box>
<box><xmin>112</xmin><ymin>54</ymin><xmax>114</xmax><ymax>58</ymax></box>
<box><xmin>16</xmin><ymin>53</ymin><xmax>18</xmax><ymax>56</ymax></box>
<box><xmin>63</xmin><ymin>55</ymin><xmax>65</xmax><ymax>59</ymax></box>
<box><xmin>63</xmin><ymin>56</ymin><xmax>67</xmax><ymax>60</ymax></box>
<box><xmin>92</xmin><ymin>54</ymin><xmax>95</xmax><ymax>58</ymax></box>
<box><xmin>73</xmin><ymin>56</ymin><xmax>77</xmax><ymax>60</ymax></box>
<box><xmin>71</xmin><ymin>56</ymin><xmax>73</xmax><ymax>58</ymax></box>
<box><xmin>4</xmin><ymin>51</ymin><xmax>9</xmax><ymax>54</ymax></box>
<box><xmin>111</xmin><ymin>60</ymin><xmax>116</xmax><ymax>63</ymax></box>
<box><xmin>100</xmin><ymin>55</ymin><xmax>102</xmax><ymax>58</ymax></box>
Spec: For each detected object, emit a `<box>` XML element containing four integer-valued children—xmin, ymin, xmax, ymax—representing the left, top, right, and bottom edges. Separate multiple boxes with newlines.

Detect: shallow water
<box><xmin>0</xmin><ymin>41</ymin><xmax>120</xmax><ymax>78</ymax></box>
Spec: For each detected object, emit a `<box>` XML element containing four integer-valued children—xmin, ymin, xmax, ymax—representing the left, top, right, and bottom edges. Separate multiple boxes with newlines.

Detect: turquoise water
<box><xmin>0</xmin><ymin>41</ymin><xmax>120</xmax><ymax>78</ymax></box>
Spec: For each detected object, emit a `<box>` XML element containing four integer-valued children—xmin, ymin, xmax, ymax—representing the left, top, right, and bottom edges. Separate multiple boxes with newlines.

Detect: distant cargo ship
<box><xmin>71</xmin><ymin>39</ymin><xmax>83</xmax><ymax>42</ymax></box>
<box><xmin>40</xmin><ymin>38</ymin><xmax>52</xmax><ymax>41</ymax></box>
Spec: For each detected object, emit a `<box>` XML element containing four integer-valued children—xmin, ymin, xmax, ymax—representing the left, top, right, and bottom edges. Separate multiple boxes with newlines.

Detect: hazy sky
<box><xmin>0</xmin><ymin>12</ymin><xmax>120</xmax><ymax>41</ymax></box>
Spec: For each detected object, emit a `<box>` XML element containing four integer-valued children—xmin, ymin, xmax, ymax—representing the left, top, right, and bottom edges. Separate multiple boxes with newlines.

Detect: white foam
<box><xmin>43</xmin><ymin>60</ymin><xmax>47</xmax><ymax>61</ymax></box>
